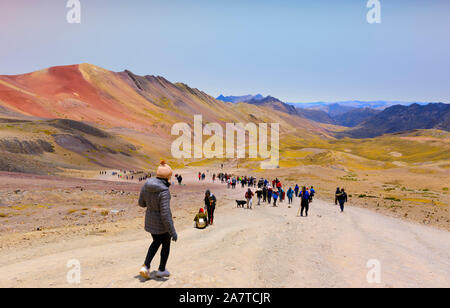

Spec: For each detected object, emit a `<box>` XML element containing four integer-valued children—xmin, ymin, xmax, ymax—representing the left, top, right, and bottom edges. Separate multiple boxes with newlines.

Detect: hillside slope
<box><xmin>0</xmin><ymin>64</ymin><xmax>328</xmax><ymax>132</ymax></box>
<box><xmin>0</xmin><ymin>64</ymin><xmax>332</xmax><ymax>172</ymax></box>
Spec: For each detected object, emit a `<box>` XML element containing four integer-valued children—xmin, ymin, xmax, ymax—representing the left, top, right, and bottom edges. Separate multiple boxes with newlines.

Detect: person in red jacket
<box><xmin>276</xmin><ymin>181</ymin><xmax>282</xmax><ymax>191</ymax></box>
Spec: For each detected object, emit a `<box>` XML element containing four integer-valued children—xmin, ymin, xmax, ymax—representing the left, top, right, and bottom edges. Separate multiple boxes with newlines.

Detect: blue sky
<box><xmin>1</xmin><ymin>0</ymin><xmax>449</xmax><ymax>102</ymax></box>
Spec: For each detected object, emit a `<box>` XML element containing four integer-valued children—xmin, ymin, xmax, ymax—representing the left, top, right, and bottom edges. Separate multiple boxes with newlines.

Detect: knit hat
<box><xmin>156</xmin><ymin>160</ymin><xmax>172</xmax><ymax>179</ymax></box>
<box><xmin>199</xmin><ymin>208</ymin><xmax>204</xmax><ymax>213</ymax></box>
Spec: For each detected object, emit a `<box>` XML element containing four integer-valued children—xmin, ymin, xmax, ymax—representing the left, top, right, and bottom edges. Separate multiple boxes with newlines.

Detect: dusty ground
<box><xmin>0</xmin><ymin>167</ymin><xmax>449</xmax><ymax>288</ymax></box>
<box><xmin>254</xmin><ymin>165</ymin><xmax>450</xmax><ymax>230</ymax></box>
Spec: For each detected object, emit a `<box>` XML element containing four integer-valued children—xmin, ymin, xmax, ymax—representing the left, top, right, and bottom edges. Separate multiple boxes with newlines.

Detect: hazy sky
<box><xmin>1</xmin><ymin>0</ymin><xmax>449</xmax><ymax>102</ymax></box>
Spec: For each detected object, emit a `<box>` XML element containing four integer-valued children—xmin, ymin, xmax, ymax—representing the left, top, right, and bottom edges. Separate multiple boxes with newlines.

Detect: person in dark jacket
<box><xmin>298</xmin><ymin>187</ymin><xmax>310</xmax><ymax>217</ymax></box>
<box><xmin>309</xmin><ymin>186</ymin><xmax>315</xmax><ymax>202</ymax></box>
<box><xmin>139</xmin><ymin>161</ymin><xmax>177</xmax><ymax>280</ymax></box>
<box><xmin>245</xmin><ymin>188</ymin><xmax>254</xmax><ymax>209</ymax></box>
<box><xmin>335</xmin><ymin>187</ymin><xmax>340</xmax><ymax>205</ymax></box>
<box><xmin>336</xmin><ymin>188</ymin><xmax>348</xmax><ymax>212</ymax></box>
<box><xmin>256</xmin><ymin>189</ymin><xmax>263</xmax><ymax>205</ymax></box>
<box><xmin>294</xmin><ymin>184</ymin><xmax>300</xmax><ymax>198</ymax></box>
<box><xmin>205</xmin><ymin>190</ymin><xmax>217</xmax><ymax>225</ymax></box>
<box><xmin>267</xmin><ymin>186</ymin><xmax>273</xmax><ymax>204</ymax></box>
<box><xmin>262</xmin><ymin>186</ymin><xmax>268</xmax><ymax>203</ymax></box>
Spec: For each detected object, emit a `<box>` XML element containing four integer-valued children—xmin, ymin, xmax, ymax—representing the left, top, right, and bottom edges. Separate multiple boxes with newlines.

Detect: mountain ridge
<box><xmin>339</xmin><ymin>103</ymin><xmax>450</xmax><ymax>138</ymax></box>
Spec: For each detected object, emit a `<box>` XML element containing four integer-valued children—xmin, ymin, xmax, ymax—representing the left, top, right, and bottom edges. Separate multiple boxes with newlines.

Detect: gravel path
<box><xmin>1</xmin><ymin>193</ymin><xmax>449</xmax><ymax>288</ymax></box>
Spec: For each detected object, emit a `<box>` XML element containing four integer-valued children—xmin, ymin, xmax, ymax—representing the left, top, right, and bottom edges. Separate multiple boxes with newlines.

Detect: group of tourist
<box><xmin>99</xmin><ymin>170</ymin><xmax>152</xmax><ymax>182</ymax></box>
<box><xmin>137</xmin><ymin>163</ymin><xmax>349</xmax><ymax>281</ymax></box>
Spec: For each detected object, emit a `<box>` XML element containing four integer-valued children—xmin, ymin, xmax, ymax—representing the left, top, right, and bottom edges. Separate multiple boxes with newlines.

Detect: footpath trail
<box><xmin>1</xmin><ymin>186</ymin><xmax>449</xmax><ymax>287</ymax></box>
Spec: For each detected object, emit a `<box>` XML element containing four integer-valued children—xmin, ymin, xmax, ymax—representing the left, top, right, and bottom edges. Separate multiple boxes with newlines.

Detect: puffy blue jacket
<box><xmin>300</xmin><ymin>191</ymin><xmax>310</xmax><ymax>200</ymax></box>
<box><xmin>287</xmin><ymin>189</ymin><xmax>294</xmax><ymax>198</ymax></box>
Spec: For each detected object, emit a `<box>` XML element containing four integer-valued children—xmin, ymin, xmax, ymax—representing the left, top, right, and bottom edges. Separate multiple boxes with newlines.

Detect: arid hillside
<box><xmin>0</xmin><ymin>64</ymin><xmax>326</xmax><ymax>133</ymax></box>
<box><xmin>0</xmin><ymin>64</ymin><xmax>332</xmax><ymax>173</ymax></box>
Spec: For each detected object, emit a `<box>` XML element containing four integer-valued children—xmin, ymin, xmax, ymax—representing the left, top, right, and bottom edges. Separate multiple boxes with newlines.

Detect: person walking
<box><xmin>256</xmin><ymin>189</ymin><xmax>263</xmax><ymax>205</ymax></box>
<box><xmin>310</xmin><ymin>186</ymin><xmax>315</xmax><ymax>202</ymax></box>
<box><xmin>276</xmin><ymin>181</ymin><xmax>282</xmax><ymax>191</ymax></box>
<box><xmin>335</xmin><ymin>187</ymin><xmax>340</xmax><ymax>205</ymax></box>
<box><xmin>287</xmin><ymin>187</ymin><xmax>294</xmax><ymax>206</ymax></box>
<box><xmin>262</xmin><ymin>186</ymin><xmax>268</xmax><ymax>203</ymax></box>
<box><xmin>272</xmin><ymin>190</ymin><xmax>279</xmax><ymax>206</ymax></box>
<box><xmin>139</xmin><ymin>161</ymin><xmax>177</xmax><ymax>280</ymax></box>
<box><xmin>205</xmin><ymin>190</ymin><xmax>217</xmax><ymax>225</ymax></box>
<box><xmin>336</xmin><ymin>188</ymin><xmax>348</xmax><ymax>212</ymax></box>
<box><xmin>298</xmin><ymin>186</ymin><xmax>310</xmax><ymax>217</ymax></box>
<box><xmin>294</xmin><ymin>184</ymin><xmax>300</xmax><ymax>198</ymax></box>
<box><xmin>267</xmin><ymin>186</ymin><xmax>273</xmax><ymax>204</ymax></box>
<box><xmin>245</xmin><ymin>188</ymin><xmax>254</xmax><ymax>209</ymax></box>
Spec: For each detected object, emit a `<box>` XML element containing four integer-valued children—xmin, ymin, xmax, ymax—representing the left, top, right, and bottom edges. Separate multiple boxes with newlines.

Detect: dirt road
<box><xmin>1</xmin><ymin>189</ymin><xmax>449</xmax><ymax>288</ymax></box>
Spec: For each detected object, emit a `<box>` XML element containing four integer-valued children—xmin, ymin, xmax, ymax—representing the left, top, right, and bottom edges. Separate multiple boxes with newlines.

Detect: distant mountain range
<box><xmin>217</xmin><ymin>94</ymin><xmax>384</xmax><ymax>127</ymax></box>
<box><xmin>340</xmin><ymin>103</ymin><xmax>450</xmax><ymax>138</ymax></box>
<box><xmin>295</xmin><ymin>107</ymin><xmax>381</xmax><ymax>127</ymax></box>
<box><xmin>216</xmin><ymin>94</ymin><xmax>264</xmax><ymax>104</ymax></box>
<box><xmin>289</xmin><ymin>100</ymin><xmax>430</xmax><ymax>110</ymax></box>
<box><xmin>218</xmin><ymin>94</ymin><xmax>449</xmax><ymax>135</ymax></box>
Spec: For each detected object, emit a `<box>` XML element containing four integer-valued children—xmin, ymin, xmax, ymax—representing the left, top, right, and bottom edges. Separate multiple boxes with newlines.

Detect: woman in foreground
<box><xmin>138</xmin><ymin>161</ymin><xmax>178</xmax><ymax>280</ymax></box>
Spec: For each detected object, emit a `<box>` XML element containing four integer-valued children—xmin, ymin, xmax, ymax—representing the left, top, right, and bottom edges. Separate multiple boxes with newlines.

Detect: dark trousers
<box><xmin>295</xmin><ymin>191</ymin><xmax>299</xmax><ymax>197</ymax></box>
<box><xmin>339</xmin><ymin>200</ymin><xmax>345</xmax><ymax>212</ymax></box>
<box><xmin>144</xmin><ymin>233</ymin><xmax>171</xmax><ymax>271</ymax></box>
<box><xmin>207</xmin><ymin>205</ymin><xmax>215</xmax><ymax>224</ymax></box>
<box><xmin>268</xmin><ymin>195</ymin><xmax>272</xmax><ymax>203</ymax></box>
<box><xmin>288</xmin><ymin>197</ymin><xmax>293</xmax><ymax>204</ymax></box>
<box><xmin>301</xmin><ymin>199</ymin><xmax>309</xmax><ymax>216</ymax></box>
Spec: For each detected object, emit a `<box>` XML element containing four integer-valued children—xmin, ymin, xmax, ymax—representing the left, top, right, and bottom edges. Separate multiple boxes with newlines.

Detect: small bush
<box><xmin>385</xmin><ymin>197</ymin><xmax>401</xmax><ymax>202</ymax></box>
<box><xmin>101</xmin><ymin>210</ymin><xmax>109</xmax><ymax>216</ymax></box>
<box><xmin>358</xmin><ymin>194</ymin><xmax>377</xmax><ymax>198</ymax></box>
